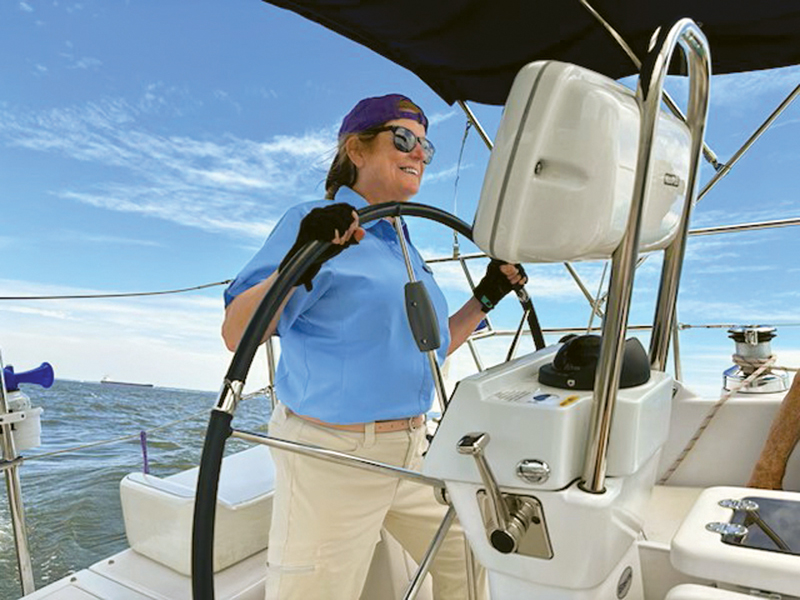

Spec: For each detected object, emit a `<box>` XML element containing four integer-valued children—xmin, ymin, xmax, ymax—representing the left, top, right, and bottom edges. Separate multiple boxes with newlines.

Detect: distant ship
<box><xmin>100</xmin><ymin>376</ymin><xmax>154</xmax><ymax>388</ymax></box>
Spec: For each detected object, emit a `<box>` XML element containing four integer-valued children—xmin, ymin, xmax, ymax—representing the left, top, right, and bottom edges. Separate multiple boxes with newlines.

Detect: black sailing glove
<box><xmin>278</xmin><ymin>203</ymin><xmax>360</xmax><ymax>291</ymax></box>
<box><xmin>473</xmin><ymin>259</ymin><xmax>528</xmax><ymax>313</ymax></box>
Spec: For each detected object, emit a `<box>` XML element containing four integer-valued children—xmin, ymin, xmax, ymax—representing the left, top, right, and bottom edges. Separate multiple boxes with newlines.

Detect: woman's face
<box><xmin>350</xmin><ymin>118</ymin><xmax>428</xmax><ymax>204</ymax></box>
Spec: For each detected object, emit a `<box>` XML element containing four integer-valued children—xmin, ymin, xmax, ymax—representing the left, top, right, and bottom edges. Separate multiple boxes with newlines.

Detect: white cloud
<box><xmin>709</xmin><ymin>67</ymin><xmax>800</xmax><ymax>110</ymax></box>
<box><xmin>690</xmin><ymin>264</ymin><xmax>777</xmax><ymax>275</ymax></box>
<box><xmin>424</xmin><ymin>162</ymin><xmax>473</xmax><ymax>185</ymax></box>
<box><xmin>428</xmin><ymin>110</ymin><xmax>458</xmax><ymax>127</ymax></box>
<box><xmin>0</xmin><ymin>97</ymin><xmax>338</xmax><ymax>239</ymax></box>
<box><xmin>58</xmin><ymin>187</ymin><xmax>278</xmax><ymax>239</ymax></box>
<box><xmin>690</xmin><ymin>203</ymin><xmax>800</xmax><ymax>229</ymax></box>
<box><xmin>662</xmin><ymin>67</ymin><xmax>800</xmax><ymax>111</ymax></box>
<box><xmin>1</xmin><ymin>305</ymin><xmax>70</xmax><ymax>320</ymax></box>
<box><xmin>683</xmin><ymin>235</ymin><xmax>760</xmax><ymax>263</ymax></box>
<box><xmin>70</xmin><ymin>57</ymin><xmax>102</xmax><ymax>70</ymax></box>
<box><xmin>426</xmin><ymin>261</ymin><xmax>475</xmax><ymax>294</ymax></box>
<box><xmin>213</xmin><ymin>89</ymin><xmax>242</xmax><ymax>114</ymax></box>
<box><xmin>0</xmin><ymin>278</ymin><xmax>268</xmax><ymax>392</ymax></box>
<box><xmin>58</xmin><ymin>44</ymin><xmax>103</xmax><ymax>72</ymax></box>
<box><xmin>423</xmin><ymin>255</ymin><xmax>611</xmax><ymax>301</ymax></box>
<box><xmin>677</xmin><ymin>297</ymin><xmax>800</xmax><ymax>324</ymax></box>
<box><xmin>773</xmin><ymin>116</ymin><xmax>800</xmax><ymax>131</ymax></box>
<box><xmin>56</xmin><ymin>231</ymin><xmax>164</xmax><ymax>247</ymax></box>
<box><xmin>19</xmin><ymin>1</ymin><xmax>33</xmax><ymax>12</ymax></box>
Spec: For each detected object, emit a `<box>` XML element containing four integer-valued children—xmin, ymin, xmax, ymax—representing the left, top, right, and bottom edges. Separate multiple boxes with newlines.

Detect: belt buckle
<box><xmin>408</xmin><ymin>416</ymin><xmax>420</xmax><ymax>431</ymax></box>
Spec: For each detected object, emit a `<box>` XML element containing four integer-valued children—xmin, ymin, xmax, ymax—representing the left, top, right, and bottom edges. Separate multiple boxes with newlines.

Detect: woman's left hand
<box><xmin>473</xmin><ymin>259</ymin><xmax>528</xmax><ymax>312</ymax></box>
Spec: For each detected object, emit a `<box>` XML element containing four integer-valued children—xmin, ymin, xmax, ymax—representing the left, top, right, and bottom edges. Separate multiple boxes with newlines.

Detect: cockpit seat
<box><xmin>120</xmin><ymin>445</ymin><xmax>275</xmax><ymax>575</ymax></box>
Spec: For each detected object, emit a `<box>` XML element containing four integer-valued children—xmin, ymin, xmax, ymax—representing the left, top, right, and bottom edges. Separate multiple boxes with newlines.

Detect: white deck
<box><xmin>21</xmin><ymin>548</ymin><xmax>267</xmax><ymax>600</ymax></box>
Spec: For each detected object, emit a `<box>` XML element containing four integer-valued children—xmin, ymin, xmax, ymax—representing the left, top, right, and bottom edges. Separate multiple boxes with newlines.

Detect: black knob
<box><xmin>490</xmin><ymin>529</ymin><xmax>516</xmax><ymax>554</ymax></box>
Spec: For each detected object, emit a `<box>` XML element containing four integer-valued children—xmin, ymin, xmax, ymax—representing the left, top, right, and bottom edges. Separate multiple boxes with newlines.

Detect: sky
<box><xmin>1</xmin><ymin>1</ymin><xmax>798</xmax><ymax>396</ymax></box>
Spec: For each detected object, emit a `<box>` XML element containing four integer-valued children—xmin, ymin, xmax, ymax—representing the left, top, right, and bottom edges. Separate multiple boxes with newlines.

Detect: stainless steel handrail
<box><xmin>393</xmin><ymin>218</ymin><xmax>450</xmax><ymax>412</ymax></box>
<box><xmin>672</xmin><ymin>319</ymin><xmax>684</xmax><ymax>381</ymax></box>
<box><xmin>402</xmin><ymin>506</ymin><xmax>457</xmax><ymax>600</ymax></box>
<box><xmin>265</xmin><ymin>338</ymin><xmax>278</xmax><ymax>411</ymax></box>
<box><xmin>649</xmin><ymin>25</ymin><xmax>712</xmax><ymax>372</ymax></box>
<box><xmin>230</xmin><ymin>429</ymin><xmax>446</xmax><ymax>490</ymax></box>
<box><xmin>581</xmin><ymin>19</ymin><xmax>711</xmax><ymax>493</ymax></box>
<box><xmin>0</xmin><ymin>350</ymin><xmax>36</xmax><ymax>596</ymax></box>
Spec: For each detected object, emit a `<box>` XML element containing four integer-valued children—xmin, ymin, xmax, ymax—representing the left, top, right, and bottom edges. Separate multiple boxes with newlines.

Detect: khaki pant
<box><xmin>265</xmin><ymin>403</ymin><xmax>486</xmax><ymax>600</ymax></box>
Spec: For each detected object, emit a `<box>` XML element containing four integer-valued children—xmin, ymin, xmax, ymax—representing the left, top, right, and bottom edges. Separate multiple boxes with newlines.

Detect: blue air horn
<box><xmin>3</xmin><ymin>363</ymin><xmax>55</xmax><ymax>391</ymax></box>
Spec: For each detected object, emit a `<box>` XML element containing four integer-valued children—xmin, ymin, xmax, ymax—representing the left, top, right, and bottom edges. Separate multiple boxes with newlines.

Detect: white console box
<box><xmin>473</xmin><ymin>60</ymin><xmax>691</xmax><ymax>263</ymax></box>
<box><xmin>423</xmin><ymin>347</ymin><xmax>673</xmax><ymax>490</ymax></box>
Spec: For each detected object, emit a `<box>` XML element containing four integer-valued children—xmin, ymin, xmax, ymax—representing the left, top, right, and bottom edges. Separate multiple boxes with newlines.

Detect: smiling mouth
<box><xmin>400</xmin><ymin>166</ymin><xmax>419</xmax><ymax>176</ymax></box>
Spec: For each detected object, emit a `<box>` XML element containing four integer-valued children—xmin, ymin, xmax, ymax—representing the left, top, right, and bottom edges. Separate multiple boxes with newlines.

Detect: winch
<box><xmin>723</xmin><ymin>326</ymin><xmax>789</xmax><ymax>394</ymax></box>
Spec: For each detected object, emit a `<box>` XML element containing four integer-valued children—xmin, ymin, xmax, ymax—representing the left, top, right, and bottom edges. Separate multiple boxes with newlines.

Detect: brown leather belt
<box><xmin>287</xmin><ymin>408</ymin><xmax>424</xmax><ymax>433</ymax></box>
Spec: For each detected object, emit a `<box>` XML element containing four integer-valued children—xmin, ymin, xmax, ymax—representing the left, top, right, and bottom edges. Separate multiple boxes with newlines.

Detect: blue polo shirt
<box><xmin>224</xmin><ymin>187</ymin><xmax>451</xmax><ymax>424</ymax></box>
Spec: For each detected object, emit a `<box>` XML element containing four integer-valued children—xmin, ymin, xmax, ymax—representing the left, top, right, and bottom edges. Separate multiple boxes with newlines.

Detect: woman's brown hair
<box><xmin>324</xmin><ymin>131</ymin><xmax>378</xmax><ymax>200</ymax></box>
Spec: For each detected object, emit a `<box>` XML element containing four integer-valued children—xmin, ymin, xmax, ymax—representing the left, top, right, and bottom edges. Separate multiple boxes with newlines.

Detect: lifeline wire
<box><xmin>23</xmin><ymin>387</ymin><xmax>271</xmax><ymax>462</ymax></box>
<box><xmin>0</xmin><ymin>280</ymin><xmax>232</xmax><ymax>301</ymax></box>
<box><xmin>451</xmin><ymin>118</ymin><xmax>472</xmax><ymax>255</ymax></box>
<box><xmin>22</xmin><ymin>407</ymin><xmax>212</xmax><ymax>461</ymax></box>
<box><xmin>451</xmin><ymin>118</ymin><xmax>471</xmax><ymax>220</ymax></box>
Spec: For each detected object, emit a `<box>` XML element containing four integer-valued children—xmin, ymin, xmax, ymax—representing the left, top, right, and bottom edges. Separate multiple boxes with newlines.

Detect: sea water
<box><xmin>0</xmin><ymin>379</ymin><xmax>271</xmax><ymax>599</ymax></box>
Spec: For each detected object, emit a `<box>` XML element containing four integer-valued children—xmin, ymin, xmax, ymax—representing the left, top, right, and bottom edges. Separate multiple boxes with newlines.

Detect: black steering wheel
<box><xmin>190</xmin><ymin>202</ymin><xmax>544</xmax><ymax>599</ymax></box>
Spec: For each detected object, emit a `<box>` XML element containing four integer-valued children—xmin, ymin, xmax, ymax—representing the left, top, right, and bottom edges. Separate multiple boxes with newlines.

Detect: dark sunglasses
<box><xmin>372</xmin><ymin>125</ymin><xmax>435</xmax><ymax>165</ymax></box>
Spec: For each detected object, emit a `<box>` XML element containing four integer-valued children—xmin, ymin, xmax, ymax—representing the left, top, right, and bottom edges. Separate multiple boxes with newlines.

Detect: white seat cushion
<box><xmin>120</xmin><ymin>445</ymin><xmax>275</xmax><ymax>575</ymax></box>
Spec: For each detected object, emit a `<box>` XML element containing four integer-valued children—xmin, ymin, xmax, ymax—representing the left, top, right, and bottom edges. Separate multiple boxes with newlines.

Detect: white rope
<box><xmin>658</xmin><ymin>355</ymin><xmax>777</xmax><ymax>484</ymax></box>
<box><xmin>733</xmin><ymin>353</ymin><xmax>797</xmax><ymax>373</ymax></box>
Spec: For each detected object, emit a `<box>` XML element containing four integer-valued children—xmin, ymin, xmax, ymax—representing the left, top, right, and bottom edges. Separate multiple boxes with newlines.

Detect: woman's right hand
<box><xmin>279</xmin><ymin>203</ymin><xmax>364</xmax><ymax>290</ymax></box>
<box><xmin>223</xmin><ymin>204</ymin><xmax>363</xmax><ymax>351</ymax></box>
